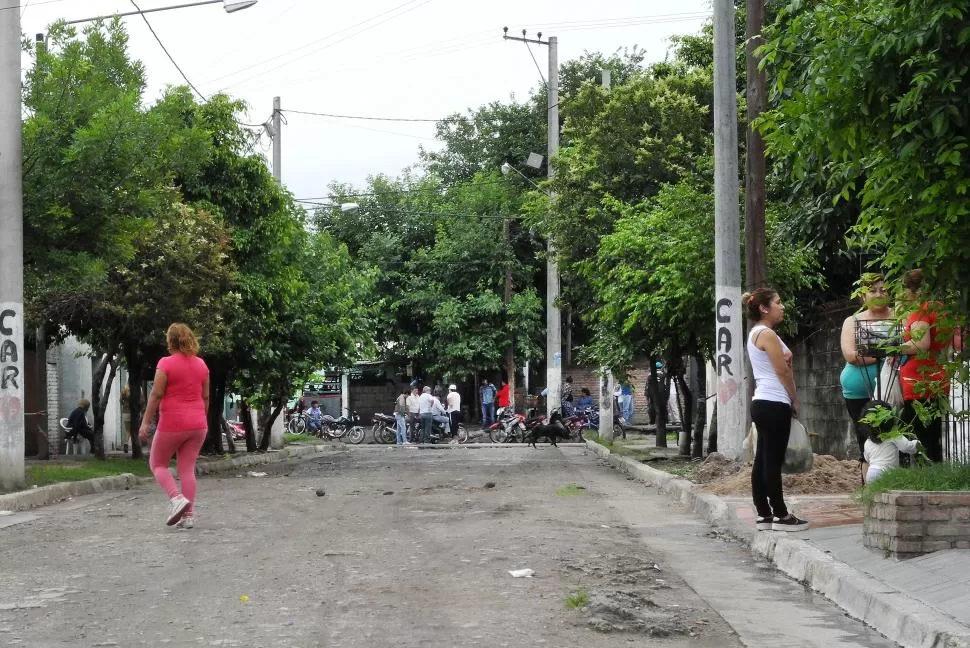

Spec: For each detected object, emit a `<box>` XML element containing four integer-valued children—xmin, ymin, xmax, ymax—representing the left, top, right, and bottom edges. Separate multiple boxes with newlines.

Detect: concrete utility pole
<box><xmin>503</xmin><ymin>29</ymin><xmax>561</xmax><ymax>416</ymax></box>
<box><xmin>713</xmin><ymin>0</ymin><xmax>745</xmax><ymax>459</ymax></box>
<box><xmin>597</xmin><ymin>69</ymin><xmax>614</xmax><ymax>442</ymax></box>
<box><xmin>745</xmin><ymin>0</ymin><xmax>767</xmax><ymax>291</ymax></box>
<box><xmin>503</xmin><ymin>218</ymin><xmax>516</xmax><ymax>412</ymax></box>
<box><xmin>0</xmin><ymin>4</ymin><xmax>26</xmax><ymax>490</ymax></box>
<box><xmin>272</xmin><ymin>96</ymin><xmax>281</xmax><ymax>181</ymax></box>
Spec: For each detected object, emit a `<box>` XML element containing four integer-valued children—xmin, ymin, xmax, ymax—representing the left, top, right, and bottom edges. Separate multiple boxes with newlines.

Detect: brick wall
<box><xmin>790</xmin><ymin>306</ymin><xmax>856</xmax><ymax>458</ymax></box>
<box><xmin>46</xmin><ymin>345</ymin><xmax>60</xmax><ymax>457</ymax></box>
<box><xmin>349</xmin><ymin>383</ymin><xmax>401</xmax><ymax>426</ymax></box>
<box><xmin>560</xmin><ymin>365</ymin><xmax>654</xmax><ymax>426</ymax></box>
<box><xmin>864</xmin><ymin>491</ymin><xmax>970</xmax><ymax>559</ymax></box>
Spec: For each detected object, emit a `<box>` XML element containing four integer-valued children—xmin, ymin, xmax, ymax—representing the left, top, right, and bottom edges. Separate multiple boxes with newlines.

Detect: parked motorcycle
<box><xmin>407</xmin><ymin>415</ymin><xmax>468</xmax><ymax>444</ymax></box>
<box><xmin>487</xmin><ymin>410</ymin><xmax>527</xmax><ymax>443</ymax></box>
<box><xmin>308</xmin><ymin>410</ymin><xmax>366</xmax><ymax>444</ymax></box>
<box><xmin>371</xmin><ymin>413</ymin><xmax>398</xmax><ymax>444</ymax></box>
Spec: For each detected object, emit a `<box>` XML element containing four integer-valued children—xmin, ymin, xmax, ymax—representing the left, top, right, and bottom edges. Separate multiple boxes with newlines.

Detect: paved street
<box><xmin>0</xmin><ymin>446</ymin><xmax>898</xmax><ymax>647</ymax></box>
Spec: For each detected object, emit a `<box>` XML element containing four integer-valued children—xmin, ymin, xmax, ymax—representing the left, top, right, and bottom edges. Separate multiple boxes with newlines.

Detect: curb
<box><xmin>0</xmin><ymin>444</ymin><xmax>341</xmax><ymax>514</ymax></box>
<box><xmin>0</xmin><ymin>474</ymin><xmax>140</xmax><ymax>513</ymax></box>
<box><xmin>585</xmin><ymin>439</ymin><xmax>970</xmax><ymax>648</ymax></box>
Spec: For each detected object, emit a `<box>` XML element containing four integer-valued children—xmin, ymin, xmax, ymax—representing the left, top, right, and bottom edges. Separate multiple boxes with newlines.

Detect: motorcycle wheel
<box><xmin>489</xmin><ymin>426</ymin><xmax>508</xmax><ymax>443</ymax></box>
<box><xmin>613</xmin><ymin>422</ymin><xmax>625</xmax><ymax>440</ymax></box>
<box><xmin>379</xmin><ymin>426</ymin><xmax>395</xmax><ymax>444</ymax></box>
<box><xmin>371</xmin><ymin>422</ymin><xmax>384</xmax><ymax>443</ymax></box>
<box><xmin>293</xmin><ymin>418</ymin><xmax>307</xmax><ymax>435</ymax></box>
<box><xmin>347</xmin><ymin>426</ymin><xmax>365</xmax><ymax>445</ymax></box>
<box><xmin>455</xmin><ymin>424</ymin><xmax>468</xmax><ymax>444</ymax></box>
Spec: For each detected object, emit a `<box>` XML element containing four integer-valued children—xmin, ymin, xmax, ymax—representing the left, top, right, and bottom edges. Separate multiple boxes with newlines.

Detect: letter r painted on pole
<box><xmin>1</xmin><ymin>367</ymin><xmax>18</xmax><ymax>390</ymax></box>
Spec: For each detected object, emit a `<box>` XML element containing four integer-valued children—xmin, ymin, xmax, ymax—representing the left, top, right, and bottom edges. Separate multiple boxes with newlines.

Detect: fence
<box><xmin>945</xmin><ymin>379</ymin><xmax>970</xmax><ymax>462</ymax></box>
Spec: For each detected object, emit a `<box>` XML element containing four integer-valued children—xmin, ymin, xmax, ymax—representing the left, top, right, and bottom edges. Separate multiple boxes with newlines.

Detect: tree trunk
<box><xmin>90</xmin><ymin>352</ymin><xmax>118</xmax><ymax>460</ymax></box>
<box><xmin>125</xmin><ymin>348</ymin><xmax>145</xmax><ymax>460</ymax></box>
<box><xmin>648</xmin><ymin>361</ymin><xmax>667</xmax><ymax>448</ymax></box>
<box><xmin>691</xmin><ymin>354</ymin><xmax>706</xmax><ymax>459</ymax></box>
<box><xmin>204</xmin><ymin>361</ymin><xmax>228</xmax><ymax>454</ymax></box>
<box><xmin>258</xmin><ymin>399</ymin><xmax>284</xmax><ymax>452</ymax></box>
<box><xmin>677</xmin><ymin>370</ymin><xmax>693</xmax><ymax>458</ymax></box>
<box><xmin>708</xmin><ymin>401</ymin><xmax>718</xmax><ymax>454</ymax></box>
<box><xmin>240</xmin><ymin>400</ymin><xmax>257</xmax><ymax>452</ymax></box>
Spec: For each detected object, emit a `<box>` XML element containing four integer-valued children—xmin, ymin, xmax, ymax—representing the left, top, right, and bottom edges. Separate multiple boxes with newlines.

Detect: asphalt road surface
<box><xmin>0</xmin><ymin>445</ymin><xmax>899</xmax><ymax>647</ymax></box>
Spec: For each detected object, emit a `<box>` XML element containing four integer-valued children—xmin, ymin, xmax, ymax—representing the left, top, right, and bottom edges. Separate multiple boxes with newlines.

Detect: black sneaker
<box><xmin>772</xmin><ymin>514</ymin><xmax>809</xmax><ymax>532</ymax></box>
<box><xmin>755</xmin><ymin>516</ymin><xmax>773</xmax><ymax>531</ymax></box>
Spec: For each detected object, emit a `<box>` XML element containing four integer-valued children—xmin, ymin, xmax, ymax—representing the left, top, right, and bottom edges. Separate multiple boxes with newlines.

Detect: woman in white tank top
<box><xmin>743</xmin><ymin>288</ymin><xmax>809</xmax><ymax>532</ymax></box>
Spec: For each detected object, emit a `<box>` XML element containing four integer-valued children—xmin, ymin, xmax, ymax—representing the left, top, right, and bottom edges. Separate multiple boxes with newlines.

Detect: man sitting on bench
<box><xmin>66</xmin><ymin>399</ymin><xmax>96</xmax><ymax>446</ymax></box>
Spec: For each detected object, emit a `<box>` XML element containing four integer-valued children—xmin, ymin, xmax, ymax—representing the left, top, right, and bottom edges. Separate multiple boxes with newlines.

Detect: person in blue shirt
<box><xmin>480</xmin><ymin>379</ymin><xmax>497</xmax><ymax>426</ymax></box>
<box><xmin>307</xmin><ymin>400</ymin><xmax>323</xmax><ymax>434</ymax></box>
<box><xmin>576</xmin><ymin>388</ymin><xmax>594</xmax><ymax>412</ymax></box>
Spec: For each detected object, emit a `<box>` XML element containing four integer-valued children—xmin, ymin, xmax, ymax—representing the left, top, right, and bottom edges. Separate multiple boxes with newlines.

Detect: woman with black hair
<box><xmin>743</xmin><ymin>288</ymin><xmax>809</xmax><ymax>532</ymax></box>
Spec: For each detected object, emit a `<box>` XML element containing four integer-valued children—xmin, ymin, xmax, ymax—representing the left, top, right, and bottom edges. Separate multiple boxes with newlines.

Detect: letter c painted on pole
<box><xmin>0</xmin><ymin>309</ymin><xmax>13</xmax><ymax>335</ymax></box>
<box><xmin>716</xmin><ymin>298</ymin><xmax>732</xmax><ymax>323</ymax></box>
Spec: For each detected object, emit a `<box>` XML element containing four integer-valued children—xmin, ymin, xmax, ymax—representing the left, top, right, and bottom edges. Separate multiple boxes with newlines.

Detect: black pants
<box><xmin>751</xmin><ymin>399</ymin><xmax>792</xmax><ymax>520</ymax></box>
<box><xmin>844</xmin><ymin>397</ymin><xmax>870</xmax><ymax>461</ymax></box>
<box><xmin>901</xmin><ymin>399</ymin><xmax>943</xmax><ymax>462</ymax></box>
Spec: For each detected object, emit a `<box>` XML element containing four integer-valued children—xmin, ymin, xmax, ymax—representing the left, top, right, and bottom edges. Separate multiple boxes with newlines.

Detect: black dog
<box><xmin>527</xmin><ymin>411</ymin><xmax>571</xmax><ymax>448</ymax></box>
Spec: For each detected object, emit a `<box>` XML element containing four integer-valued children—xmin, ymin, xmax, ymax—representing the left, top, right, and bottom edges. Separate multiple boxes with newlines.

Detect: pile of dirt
<box><xmin>691</xmin><ymin>452</ymin><xmax>744</xmax><ymax>483</ymax></box>
<box><xmin>698</xmin><ymin>454</ymin><xmax>861</xmax><ymax>496</ymax></box>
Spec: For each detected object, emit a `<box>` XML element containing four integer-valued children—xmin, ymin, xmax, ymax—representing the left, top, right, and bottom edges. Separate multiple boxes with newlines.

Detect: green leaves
<box><xmin>759</xmin><ymin>0</ymin><xmax>970</xmax><ymax>302</ymax></box>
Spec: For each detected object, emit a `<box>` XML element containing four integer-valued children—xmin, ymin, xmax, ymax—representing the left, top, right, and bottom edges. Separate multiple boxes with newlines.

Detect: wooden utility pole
<box><xmin>504</xmin><ymin>218</ymin><xmax>516</xmax><ymax>412</ymax></box>
<box><xmin>745</xmin><ymin>0</ymin><xmax>767</xmax><ymax>290</ymax></box>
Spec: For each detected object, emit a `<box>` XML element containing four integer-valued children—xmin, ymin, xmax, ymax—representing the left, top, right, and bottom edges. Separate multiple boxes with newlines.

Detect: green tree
<box><xmin>758</xmin><ymin>0</ymin><xmax>970</xmax><ymax>305</ymax></box>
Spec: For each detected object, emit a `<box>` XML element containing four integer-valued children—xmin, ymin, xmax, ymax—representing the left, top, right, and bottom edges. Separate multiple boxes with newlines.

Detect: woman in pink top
<box><xmin>139</xmin><ymin>323</ymin><xmax>210</xmax><ymax>528</ymax></box>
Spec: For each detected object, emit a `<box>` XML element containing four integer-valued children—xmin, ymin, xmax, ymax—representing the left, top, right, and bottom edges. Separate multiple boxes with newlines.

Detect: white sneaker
<box><xmin>166</xmin><ymin>495</ymin><xmax>190</xmax><ymax>526</ymax></box>
<box><xmin>175</xmin><ymin>514</ymin><xmax>195</xmax><ymax>530</ymax></box>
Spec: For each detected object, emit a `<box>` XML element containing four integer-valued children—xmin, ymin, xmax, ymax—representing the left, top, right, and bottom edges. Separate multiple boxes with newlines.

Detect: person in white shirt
<box><xmin>405</xmin><ymin>387</ymin><xmax>421</xmax><ymax>441</ymax></box>
<box><xmin>744</xmin><ymin>287</ymin><xmax>809</xmax><ymax>533</ymax></box>
<box><xmin>432</xmin><ymin>392</ymin><xmax>451</xmax><ymax>437</ymax></box>
<box><xmin>418</xmin><ymin>387</ymin><xmax>435</xmax><ymax>443</ymax></box>
<box><xmin>861</xmin><ymin>400</ymin><xmax>921</xmax><ymax>483</ymax></box>
<box><xmin>446</xmin><ymin>384</ymin><xmax>462</xmax><ymax>434</ymax></box>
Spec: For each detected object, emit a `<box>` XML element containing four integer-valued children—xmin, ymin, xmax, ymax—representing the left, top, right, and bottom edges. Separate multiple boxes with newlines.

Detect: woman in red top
<box><xmin>898</xmin><ymin>270</ymin><xmax>951</xmax><ymax>462</ymax></box>
<box><xmin>496</xmin><ymin>380</ymin><xmax>511</xmax><ymax>413</ymax></box>
<box><xmin>139</xmin><ymin>323</ymin><xmax>210</xmax><ymax>528</ymax></box>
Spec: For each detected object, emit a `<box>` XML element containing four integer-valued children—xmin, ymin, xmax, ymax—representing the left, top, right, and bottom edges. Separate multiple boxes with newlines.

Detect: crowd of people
<box><xmin>746</xmin><ymin>269</ymin><xmax>956</xmax><ymax>533</ymax></box>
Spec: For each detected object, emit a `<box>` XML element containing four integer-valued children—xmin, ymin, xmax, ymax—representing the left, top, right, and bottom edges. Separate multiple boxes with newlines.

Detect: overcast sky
<box><xmin>20</xmin><ymin>0</ymin><xmax>712</xmax><ymax>202</ymax></box>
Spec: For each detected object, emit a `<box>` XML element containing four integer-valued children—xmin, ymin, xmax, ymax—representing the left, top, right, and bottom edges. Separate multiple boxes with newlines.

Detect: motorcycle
<box><xmin>407</xmin><ymin>415</ymin><xmax>468</xmax><ymax>444</ymax></box>
<box><xmin>309</xmin><ymin>410</ymin><xmax>366</xmax><ymax>444</ymax></box>
<box><xmin>487</xmin><ymin>410</ymin><xmax>527</xmax><ymax>443</ymax></box>
<box><xmin>582</xmin><ymin>407</ymin><xmax>626</xmax><ymax>440</ymax></box>
<box><xmin>371</xmin><ymin>413</ymin><xmax>399</xmax><ymax>444</ymax></box>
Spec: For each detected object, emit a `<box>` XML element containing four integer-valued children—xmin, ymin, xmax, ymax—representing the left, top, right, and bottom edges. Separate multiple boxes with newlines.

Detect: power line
<box><xmin>129</xmin><ymin>0</ymin><xmax>206</xmax><ymax>101</ymax></box>
<box><xmin>0</xmin><ymin>0</ymin><xmax>72</xmax><ymax>12</ymax></box>
<box><xmin>282</xmin><ymin>108</ymin><xmax>443</xmax><ymax>123</ymax></box>
<box><xmin>524</xmin><ymin>41</ymin><xmax>547</xmax><ymax>88</ymax></box>
<box><xmin>199</xmin><ymin>0</ymin><xmax>435</xmax><ymax>89</ymax></box>
<box><xmin>294</xmin><ymin>178</ymin><xmax>516</xmax><ymax>201</ymax></box>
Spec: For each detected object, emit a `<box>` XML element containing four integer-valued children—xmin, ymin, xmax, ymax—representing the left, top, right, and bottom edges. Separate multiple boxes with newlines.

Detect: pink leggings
<box><xmin>150</xmin><ymin>428</ymin><xmax>206</xmax><ymax>513</ymax></box>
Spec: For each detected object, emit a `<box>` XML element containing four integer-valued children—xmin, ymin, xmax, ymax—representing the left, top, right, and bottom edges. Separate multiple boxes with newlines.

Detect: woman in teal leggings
<box><xmin>839</xmin><ymin>274</ymin><xmax>894</xmax><ymax>460</ymax></box>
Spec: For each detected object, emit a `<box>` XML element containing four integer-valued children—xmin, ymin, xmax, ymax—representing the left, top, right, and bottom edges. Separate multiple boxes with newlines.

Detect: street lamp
<box><xmin>63</xmin><ymin>0</ymin><xmax>258</xmax><ymax>25</ymax></box>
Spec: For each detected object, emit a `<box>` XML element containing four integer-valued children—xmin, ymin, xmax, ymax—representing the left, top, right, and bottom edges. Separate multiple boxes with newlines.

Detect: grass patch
<box><xmin>557</xmin><ymin>483</ymin><xmax>588</xmax><ymax>497</ymax></box>
<box><xmin>565</xmin><ymin>587</ymin><xmax>590</xmax><ymax>609</ymax></box>
<box><xmin>25</xmin><ymin>458</ymin><xmax>152</xmax><ymax>488</ymax></box>
<box><xmin>284</xmin><ymin>433</ymin><xmax>318</xmax><ymax>444</ymax></box>
<box><xmin>860</xmin><ymin>462</ymin><xmax>970</xmax><ymax>505</ymax></box>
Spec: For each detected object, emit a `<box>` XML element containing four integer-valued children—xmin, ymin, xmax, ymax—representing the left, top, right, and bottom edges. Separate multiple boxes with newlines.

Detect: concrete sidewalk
<box><xmin>587</xmin><ymin>440</ymin><xmax>970</xmax><ymax>648</ymax></box>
